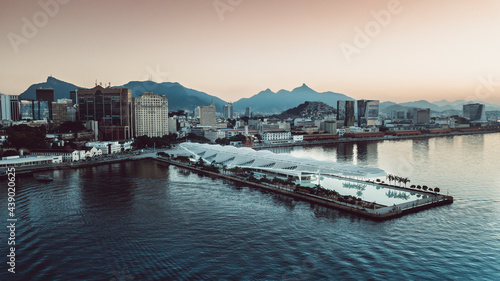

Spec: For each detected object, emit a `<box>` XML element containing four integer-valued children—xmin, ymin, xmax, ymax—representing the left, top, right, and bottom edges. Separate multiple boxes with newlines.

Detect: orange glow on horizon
<box><xmin>0</xmin><ymin>0</ymin><xmax>499</xmax><ymax>105</ymax></box>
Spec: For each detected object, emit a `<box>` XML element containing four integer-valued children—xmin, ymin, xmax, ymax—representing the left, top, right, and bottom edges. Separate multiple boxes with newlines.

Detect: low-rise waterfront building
<box><xmin>85</xmin><ymin>141</ymin><xmax>120</xmax><ymax>154</ymax></box>
<box><xmin>119</xmin><ymin>140</ymin><xmax>133</xmax><ymax>151</ymax></box>
<box><xmin>31</xmin><ymin>149</ymin><xmax>81</xmax><ymax>162</ymax></box>
<box><xmin>0</xmin><ymin>155</ymin><xmax>62</xmax><ymax>168</ymax></box>
<box><xmin>262</xmin><ymin>130</ymin><xmax>292</xmax><ymax>144</ymax></box>
<box><xmin>83</xmin><ymin>147</ymin><xmax>103</xmax><ymax>158</ymax></box>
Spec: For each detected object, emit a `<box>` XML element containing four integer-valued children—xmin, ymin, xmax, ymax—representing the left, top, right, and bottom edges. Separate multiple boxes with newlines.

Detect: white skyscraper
<box><xmin>223</xmin><ymin>102</ymin><xmax>233</xmax><ymax>119</ymax></box>
<box><xmin>0</xmin><ymin>94</ymin><xmax>20</xmax><ymax>121</ymax></box>
<box><xmin>133</xmin><ymin>92</ymin><xmax>169</xmax><ymax>137</ymax></box>
<box><xmin>200</xmin><ymin>100</ymin><xmax>216</xmax><ymax>127</ymax></box>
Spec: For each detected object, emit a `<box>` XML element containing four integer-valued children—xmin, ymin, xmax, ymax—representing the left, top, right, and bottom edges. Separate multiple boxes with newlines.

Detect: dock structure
<box><xmin>154</xmin><ymin>156</ymin><xmax>453</xmax><ymax>221</ymax></box>
<box><xmin>169</xmin><ymin>143</ymin><xmax>453</xmax><ymax>220</ymax></box>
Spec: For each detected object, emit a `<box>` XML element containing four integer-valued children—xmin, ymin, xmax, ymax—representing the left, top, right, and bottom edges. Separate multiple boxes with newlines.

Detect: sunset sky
<box><xmin>1</xmin><ymin>0</ymin><xmax>500</xmax><ymax>104</ymax></box>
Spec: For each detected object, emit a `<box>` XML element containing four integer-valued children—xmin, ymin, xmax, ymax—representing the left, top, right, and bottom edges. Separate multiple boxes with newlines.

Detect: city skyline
<box><xmin>1</xmin><ymin>0</ymin><xmax>500</xmax><ymax>105</ymax></box>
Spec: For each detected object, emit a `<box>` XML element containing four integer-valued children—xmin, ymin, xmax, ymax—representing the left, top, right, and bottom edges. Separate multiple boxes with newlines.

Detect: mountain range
<box><xmin>18</xmin><ymin>77</ymin><xmax>226</xmax><ymax>111</ymax></box>
<box><xmin>14</xmin><ymin>76</ymin><xmax>500</xmax><ymax>114</ymax></box>
<box><xmin>232</xmin><ymin>83</ymin><xmax>353</xmax><ymax>113</ymax></box>
<box><xmin>379</xmin><ymin>99</ymin><xmax>500</xmax><ymax>115</ymax></box>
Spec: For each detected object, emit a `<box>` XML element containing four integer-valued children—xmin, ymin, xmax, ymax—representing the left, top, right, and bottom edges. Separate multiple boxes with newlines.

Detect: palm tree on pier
<box><xmin>403</xmin><ymin>178</ymin><xmax>410</xmax><ymax>187</ymax></box>
<box><xmin>387</xmin><ymin>174</ymin><xmax>396</xmax><ymax>185</ymax></box>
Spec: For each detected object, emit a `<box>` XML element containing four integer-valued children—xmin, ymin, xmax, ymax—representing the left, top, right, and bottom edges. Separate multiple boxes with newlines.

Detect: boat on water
<box><xmin>35</xmin><ymin>175</ymin><xmax>53</xmax><ymax>182</ymax></box>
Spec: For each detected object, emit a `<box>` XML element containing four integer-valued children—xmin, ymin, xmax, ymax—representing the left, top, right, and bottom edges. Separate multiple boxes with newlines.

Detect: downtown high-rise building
<box><xmin>200</xmin><ymin>100</ymin><xmax>216</xmax><ymax>127</ymax></box>
<box><xmin>0</xmin><ymin>94</ymin><xmax>20</xmax><ymax>121</ymax></box>
<box><xmin>357</xmin><ymin>99</ymin><xmax>379</xmax><ymax>127</ymax></box>
<box><xmin>337</xmin><ymin>100</ymin><xmax>355</xmax><ymax>127</ymax></box>
<box><xmin>133</xmin><ymin>92</ymin><xmax>169</xmax><ymax>138</ymax></box>
<box><xmin>223</xmin><ymin>102</ymin><xmax>233</xmax><ymax>119</ymax></box>
<box><xmin>35</xmin><ymin>88</ymin><xmax>55</xmax><ymax>102</ymax></box>
<box><xmin>36</xmin><ymin>88</ymin><xmax>55</xmax><ymax>120</ymax></box>
<box><xmin>413</xmin><ymin>108</ymin><xmax>431</xmax><ymax>124</ymax></box>
<box><xmin>463</xmin><ymin>103</ymin><xmax>486</xmax><ymax>122</ymax></box>
<box><xmin>20</xmin><ymin>100</ymin><xmax>50</xmax><ymax>120</ymax></box>
<box><xmin>77</xmin><ymin>85</ymin><xmax>132</xmax><ymax>141</ymax></box>
<box><xmin>245</xmin><ymin>107</ymin><xmax>252</xmax><ymax>118</ymax></box>
<box><xmin>52</xmin><ymin>99</ymin><xmax>77</xmax><ymax>127</ymax></box>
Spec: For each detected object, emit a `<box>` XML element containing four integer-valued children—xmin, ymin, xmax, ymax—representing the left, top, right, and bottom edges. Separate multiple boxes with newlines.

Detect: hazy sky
<box><xmin>1</xmin><ymin>0</ymin><xmax>500</xmax><ymax>104</ymax></box>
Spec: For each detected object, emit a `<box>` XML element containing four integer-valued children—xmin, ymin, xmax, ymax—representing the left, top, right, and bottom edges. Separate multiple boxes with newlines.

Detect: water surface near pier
<box><xmin>1</xmin><ymin>133</ymin><xmax>499</xmax><ymax>280</ymax></box>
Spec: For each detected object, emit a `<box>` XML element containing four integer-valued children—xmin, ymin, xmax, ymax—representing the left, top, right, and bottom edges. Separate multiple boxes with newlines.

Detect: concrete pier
<box><xmin>153</xmin><ymin>157</ymin><xmax>453</xmax><ymax>221</ymax></box>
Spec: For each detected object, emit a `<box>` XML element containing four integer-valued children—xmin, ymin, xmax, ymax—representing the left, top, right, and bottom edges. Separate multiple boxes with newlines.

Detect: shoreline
<box><xmin>1</xmin><ymin>154</ymin><xmax>147</xmax><ymax>178</ymax></box>
<box><xmin>2</xmin><ymin>148</ymin><xmax>456</xmax><ymax>221</ymax></box>
<box><xmin>253</xmin><ymin>129</ymin><xmax>500</xmax><ymax>149</ymax></box>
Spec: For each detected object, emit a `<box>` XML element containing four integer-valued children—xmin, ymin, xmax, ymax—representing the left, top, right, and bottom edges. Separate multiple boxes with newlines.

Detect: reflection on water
<box><xmin>336</xmin><ymin>143</ymin><xmax>354</xmax><ymax>163</ymax></box>
<box><xmin>307</xmin><ymin>175</ymin><xmax>429</xmax><ymax>206</ymax></box>
<box><xmin>1</xmin><ymin>135</ymin><xmax>499</xmax><ymax>280</ymax></box>
<box><xmin>355</xmin><ymin>142</ymin><xmax>378</xmax><ymax>166</ymax></box>
<box><xmin>385</xmin><ymin>190</ymin><xmax>410</xmax><ymax>200</ymax></box>
<box><xmin>412</xmin><ymin>138</ymin><xmax>429</xmax><ymax>154</ymax></box>
<box><xmin>461</xmin><ymin>134</ymin><xmax>484</xmax><ymax>152</ymax></box>
<box><xmin>266</xmin><ymin>146</ymin><xmax>302</xmax><ymax>154</ymax></box>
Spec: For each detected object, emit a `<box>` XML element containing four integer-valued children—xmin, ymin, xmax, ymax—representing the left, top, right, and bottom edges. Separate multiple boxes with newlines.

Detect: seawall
<box><xmin>253</xmin><ymin>130</ymin><xmax>500</xmax><ymax>149</ymax></box>
<box><xmin>152</xmin><ymin>157</ymin><xmax>454</xmax><ymax>221</ymax></box>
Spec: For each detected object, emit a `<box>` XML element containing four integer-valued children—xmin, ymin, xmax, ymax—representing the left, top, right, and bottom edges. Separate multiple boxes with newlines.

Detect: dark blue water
<box><xmin>1</xmin><ymin>133</ymin><xmax>499</xmax><ymax>280</ymax></box>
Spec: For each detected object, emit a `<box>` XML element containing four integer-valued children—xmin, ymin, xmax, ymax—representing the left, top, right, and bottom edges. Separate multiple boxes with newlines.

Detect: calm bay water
<box><xmin>1</xmin><ymin>133</ymin><xmax>499</xmax><ymax>280</ymax></box>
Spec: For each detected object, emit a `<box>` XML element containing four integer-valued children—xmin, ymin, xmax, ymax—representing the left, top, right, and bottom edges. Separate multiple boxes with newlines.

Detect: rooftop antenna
<box><xmin>95</xmin><ymin>79</ymin><xmax>97</xmax><ymax>86</ymax></box>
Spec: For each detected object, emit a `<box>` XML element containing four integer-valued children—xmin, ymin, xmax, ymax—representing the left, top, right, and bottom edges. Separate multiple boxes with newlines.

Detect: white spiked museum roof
<box><xmin>179</xmin><ymin>143</ymin><xmax>386</xmax><ymax>178</ymax></box>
